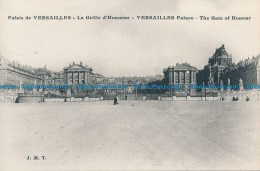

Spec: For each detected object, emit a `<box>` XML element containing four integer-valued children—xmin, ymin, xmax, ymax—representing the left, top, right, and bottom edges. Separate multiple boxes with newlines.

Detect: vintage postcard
<box><xmin>0</xmin><ymin>0</ymin><xmax>259</xmax><ymax>170</ymax></box>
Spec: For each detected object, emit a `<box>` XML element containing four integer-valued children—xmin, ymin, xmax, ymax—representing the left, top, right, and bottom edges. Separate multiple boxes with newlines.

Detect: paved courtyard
<box><xmin>0</xmin><ymin>101</ymin><xmax>259</xmax><ymax>170</ymax></box>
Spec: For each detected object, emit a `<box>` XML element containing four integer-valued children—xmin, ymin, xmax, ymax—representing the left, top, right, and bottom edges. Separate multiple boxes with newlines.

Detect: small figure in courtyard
<box><xmin>114</xmin><ymin>95</ymin><xmax>119</xmax><ymax>105</ymax></box>
<box><xmin>246</xmin><ymin>96</ymin><xmax>250</xmax><ymax>101</ymax></box>
<box><xmin>15</xmin><ymin>97</ymin><xmax>19</xmax><ymax>103</ymax></box>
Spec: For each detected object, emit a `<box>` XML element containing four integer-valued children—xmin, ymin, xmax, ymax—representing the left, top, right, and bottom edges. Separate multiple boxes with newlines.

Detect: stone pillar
<box><xmin>86</xmin><ymin>72</ymin><xmax>89</xmax><ymax>84</ymax></box>
<box><xmin>193</xmin><ymin>71</ymin><xmax>196</xmax><ymax>83</ymax></box>
<box><xmin>189</xmin><ymin>70</ymin><xmax>192</xmax><ymax>95</ymax></box>
<box><xmin>88</xmin><ymin>72</ymin><xmax>91</xmax><ymax>84</ymax></box>
<box><xmin>83</xmin><ymin>72</ymin><xmax>85</xmax><ymax>84</ymax></box>
<box><xmin>82</xmin><ymin>72</ymin><xmax>84</xmax><ymax>84</ymax></box>
<box><xmin>66</xmin><ymin>72</ymin><xmax>69</xmax><ymax>84</ymax></box>
<box><xmin>190</xmin><ymin>71</ymin><xmax>193</xmax><ymax>83</ymax></box>
<box><xmin>64</xmin><ymin>72</ymin><xmax>67</xmax><ymax>84</ymax></box>
<box><xmin>178</xmin><ymin>71</ymin><xmax>181</xmax><ymax>84</ymax></box>
<box><xmin>78</xmin><ymin>72</ymin><xmax>80</xmax><ymax>84</ymax></box>
<box><xmin>169</xmin><ymin>69</ymin><xmax>172</xmax><ymax>84</ymax></box>
<box><xmin>84</xmin><ymin>72</ymin><xmax>87</xmax><ymax>84</ymax></box>
<box><xmin>184</xmin><ymin>71</ymin><xmax>186</xmax><ymax>84</ymax></box>
<box><xmin>217</xmin><ymin>72</ymin><xmax>220</xmax><ymax>84</ymax></box>
<box><xmin>72</xmin><ymin>72</ymin><xmax>75</xmax><ymax>85</ymax></box>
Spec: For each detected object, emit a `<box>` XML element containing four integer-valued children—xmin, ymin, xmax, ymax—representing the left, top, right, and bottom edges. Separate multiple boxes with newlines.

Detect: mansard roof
<box><xmin>0</xmin><ymin>52</ymin><xmax>8</xmax><ymax>69</ymax></box>
<box><xmin>237</xmin><ymin>54</ymin><xmax>260</xmax><ymax>67</ymax></box>
<box><xmin>34</xmin><ymin>68</ymin><xmax>52</xmax><ymax>76</ymax></box>
<box><xmin>0</xmin><ymin>52</ymin><xmax>37</xmax><ymax>75</ymax></box>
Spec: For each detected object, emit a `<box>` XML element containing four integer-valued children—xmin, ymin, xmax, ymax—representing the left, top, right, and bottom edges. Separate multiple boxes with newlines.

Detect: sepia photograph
<box><xmin>0</xmin><ymin>0</ymin><xmax>260</xmax><ymax>170</ymax></box>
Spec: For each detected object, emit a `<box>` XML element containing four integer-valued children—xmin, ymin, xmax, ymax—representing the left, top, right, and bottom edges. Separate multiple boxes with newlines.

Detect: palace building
<box><xmin>63</xmin><ymin>61</ymin><xmax>94</xmax><ymax>97</ymax></box>
<box><xmin>197</xmin><ymin>45</ymin><xmax>260</xmax><ymax>90</ymax></box>
<box><xmin>220</xmin><ymin>55</ymin><xmax>260</xmax><ymax>88</ymax></box>
<box><xmin>163</xmin><ymin>62</ymin><xmax>198</xmax><ymax>95</ymax></box>
<box><xmin>63</xmin><ymin>61</ymin><xmax>93</xmax><ymax>85</ymax></box>
<box><xmin>0</xmin><ymin>53</ymin><xmax>42</xmax><ymax>91</ymax></box>
<box><xmin>197</xmin><ymin>45</ymin><xmax>233</xmax><ymax>86</ymax></box>
<box><xmin>0</xmin><ymin>51</ymin><xmax>98</xmax><ymax>97</ymax></box>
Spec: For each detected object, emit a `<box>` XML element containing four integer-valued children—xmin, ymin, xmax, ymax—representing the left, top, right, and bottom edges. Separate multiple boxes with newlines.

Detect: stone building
<box><xmin>163</xmin><ymin>62</ymin><xmax>198</xmax><ymax>95</ymax></box>
<box><xmin>197</xmin><ymin>45</ymin><xmax>233</xmax><ymax>86</ymax></box>
<box><xmin>63</xmin><ymin>62</ymin><xmax>93</xmax><ymax>97</ymax></box>
<box><xmin>34</xmin><ymin>66</ymin><xmax>52</xmax><ymax>85</ymax></box>
<box><xmin>63</xmin><ymin>62</ymin><xmax>93</xmax><ymax>85</ymax></box>
<box><xmin>51</xmin><ymin>71</ymin><xmax>65</xmax><ymax>85</ymax></box>
<box><xmin>221</xmin><ymin>55</ymin><xmax>260</xmax><ymax>88</ymax></box>
<box><xmin>0</xmin><ymin>53</ymin><xmax>41</xmax><ymax>91</ymax></box>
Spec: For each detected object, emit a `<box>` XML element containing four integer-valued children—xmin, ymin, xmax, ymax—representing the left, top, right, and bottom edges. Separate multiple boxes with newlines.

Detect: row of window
<box><xmin>0</xmin><ymin>71</ymin><xmax>38</xmax><ymax>83</ymax></box>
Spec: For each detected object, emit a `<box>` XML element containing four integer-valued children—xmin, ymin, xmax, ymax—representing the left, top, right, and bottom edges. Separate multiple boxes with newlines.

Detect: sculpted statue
<box><xmin>239</xmin><ymin>78</ymin><xmax>244</xmax><ymax>90</ymax></box>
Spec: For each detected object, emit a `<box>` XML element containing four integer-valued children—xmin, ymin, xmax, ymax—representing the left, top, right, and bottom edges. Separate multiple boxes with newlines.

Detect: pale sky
<box><xmin>0</xmin><ymin>0</ymin><xmax>259</xmax><ymax>77</ymax></box>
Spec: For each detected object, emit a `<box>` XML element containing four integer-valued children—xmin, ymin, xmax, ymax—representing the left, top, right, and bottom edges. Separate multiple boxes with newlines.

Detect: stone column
<box><xmin>88</xmin><ymin>72</ymin><xmax>91</xmax><ymax>84</ymax></box>
<box><xmin>86</xmin><ymin>72</ymin><xmax>89</xmax><ymax>84</ymax></box>
<box><xmin>169</xmin><ymin>69</ymin><xmax>172</xmax><ymax>84</ymax></box>
<box><xmin>64</xmin><ymin>72</ymin><xmax>67</xmax><ymax>83</ymax></box>
<box><xmin>72</xmin><ymin>72</ymin><xmax>75</xmax><ymax>85</ymax></box>
<box><xmin>184</xmin><ymin>71</ymin><xmax>186</xmax><ymax>84</ymax></box>
<box><xmin>190</xmin><ymin>71</ymin><xmax>193</xmax><ymax>83</ymax></box>
<box><xmin>83</xmin><ymin>72</ymin><xmax>85</xmax><ymax>84</ymax></box>
<box><xmin>178</xmin><ymin>71</ymin><xmax>181</xmax><ymax>84</ymax></box>
<box><xmin>78</xmin><ymin>72</ymin><xmax>80</xmax><ymax>84</ymax></box>
<box><xmin>67</xmin><ymin>72</ymin><xmax>69</xmax><ymax>84</ymax></box>
<box><xmin>172</xmin><ymin>71</ymin><xmax>175</xmax><ymax>84</ymax></box>
<box><xmin>84</xmin><ymin>72</ymin><xmax>88</xmax><ymax>84</ymax></box>
<box><xmin>194</xmin><ymin>71</ymin><xmax>196</xmax><ymax>83</ymax></box>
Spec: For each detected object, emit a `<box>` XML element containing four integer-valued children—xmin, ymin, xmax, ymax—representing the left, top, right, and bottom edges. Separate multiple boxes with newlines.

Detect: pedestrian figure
<box><xmin>246</xmin><ymin>96</ymin><xmax>250</xmax><ymax>101</ymax></box>
<box><xmin>114</xmin><ymin>96</ymin><xmax>119</xmax><ymax>105</ymax></box>
<box><xmin>15</xmin><ymin>97</ymin><xmax>19</xmax><ymax>103</ymax></box>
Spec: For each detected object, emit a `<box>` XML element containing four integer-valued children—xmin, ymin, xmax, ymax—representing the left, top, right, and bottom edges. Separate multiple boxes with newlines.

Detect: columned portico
<box><xmin>63</xmin><ymin>62</ymin><xmax>93</xmax><ymax>86</ymax></box>
<box><xmin>163</xmin><ymin>63</ymin><xmax>198</xmax><ymax>95</ymax></box>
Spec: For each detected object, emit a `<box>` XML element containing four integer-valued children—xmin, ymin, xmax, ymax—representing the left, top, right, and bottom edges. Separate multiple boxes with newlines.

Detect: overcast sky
<box><xmin>0</xmin><ymin>0</ymin><xmax>259</xmax><ymax>77</ymax></box>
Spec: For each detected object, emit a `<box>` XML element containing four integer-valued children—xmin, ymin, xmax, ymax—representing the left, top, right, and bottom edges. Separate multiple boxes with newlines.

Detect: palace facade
<box><xmin>197</xmin><ymin>45</ymin><xmax>233</xmax><ymax>86</ymax></box>
<box><xmin>63</xmin><ymin>62</ymin><xmax>93</xmax><ymax>85</ymax></box>
<box><xmin>220</xmin><ymin>55</ymin><xmax>260</xmax><ymax>88</ymax></box>
<box><xmin>0</xmin><ymin>53</ymin><xmax>42</xmax><ymax>91</ymax></box>
<box><xmin>197</xmin><ymin>45</ymin><xmax>260</xmax><ymax>90</ymax></box>
<box><xmin>163</xmin><ymin>62</ymin><xmax>198</xmax><ymax>95</ymax></box>
<box><xmin>0</xmin><ymin>53</ymin><xmax>95</xmax><ymax>96</ymax></box>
